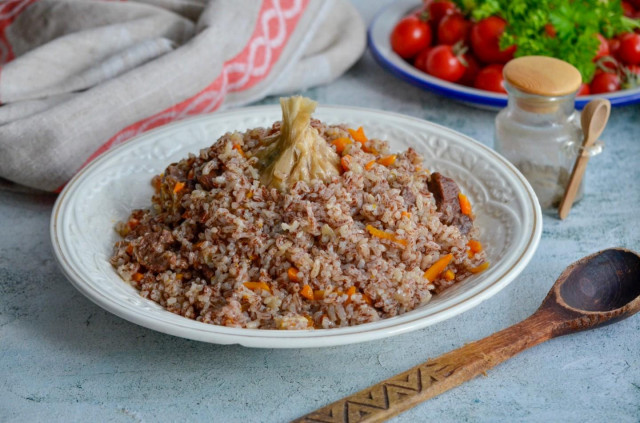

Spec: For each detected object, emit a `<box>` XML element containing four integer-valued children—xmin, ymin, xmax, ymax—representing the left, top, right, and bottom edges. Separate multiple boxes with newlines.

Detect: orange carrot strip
<box><xmin>243</xmin><ymin>281</ymin><xmax>271</xmax><ymax>292</ymax></box>
<box><xmin>348</xmin><ymin>127</ymin><xmax>377</xmax><ymax>153</ymax></box>
<box><xmin>444</xmin><ymin>269</ymin><xmax>455</xmax><ymax>281</ymax></box>
<box><xmin>126</xmin><ymin>244</ymin><xmax>134</xmax><ymax>255</ymax></box>
<box><xmin>300</xmin><ymin>284</ymin><xmax>314</xmax><ymax>300</ymax></box>
<box><xmin>377</xmin><ymin>154</ymin><xmax>396</xmax><ymax>167</ymax></box>
<box><xmin>363</xmin><ymin>294</ymin><xmax>373</xmax><ymax>306</ymax></box>
<box><xmin>468</xmin><ymin>240</ymin><xmax>483</xmax><ymax>253</ymax></box>
<box><xmin>467</xmin><ymin>240</ymin><xmax>483</xmax><ymax>258</ymax></box>
<box><xmin>341</xmin><ymin>155</ymin><xmax>352</xmax><ymax>172</ymax></box>
<box><xmin>401</xmin><ymin>211</ymin><xmax>411</xmax><ymax>218</ymax></box>
<box><xmin>458</xmin><ymin>193</ymin><xmax>472</xmax><ymax>216</ymax></box>
<box><xmin>313</xmin><ymin>289</ymin><xmax>325</xmax><ymax>300</ymax></box>
<box><xmin>365</xmin><ymin>160</ymin><xmax>376</xmax><ymax>171</ymax></box>
<box><xmin>132</xmin><ymin>272</ymin><xmax>144</xmax><ymax>282</ymax></box>
<box><xmin>288</xmin><ymin>267</ymin><xmax>299</xmax><ymax>282</ymax></box>
<box><xmin>469</xmin><ymin>262</ymin><xmax>490</xmax><ymax>274</ymax></box>
<box><xmin>348</xmin><ymin>127</ymin><xmax>368</xmax><ymax>143</ymax></box>
<box><xmin>424</xmin><ymin>254</ymin><xmax>454</xmax><ymax>282</ymax></box>
<box><xmin>365</xmin><ymin>224</ymin><xmax>407</xmax><ymax>247</ymax></box>
<box><xmin>232</xmin><ymin>144</ymin><xmax>246</xmax><ymax>158</ymax></box>
<box><xmin>345</xmin><ymin>286</ymin><xmax>357</xmax><ymax>305</ymax></box>
<box><xmin>366</xmin><ymin>225</ymin><xmax>392</xmax><ymax>242</ymax></box>
<box><xmin>173</xmin><ymin>181</ymin><xmax>185</xmax><ymax>193</ymax></box>
<box><xmin>393</xmin><ymin>237</ymin><xmax>408</xmax><ymax>247</ymax></box>
<box><xmin>304</xmin><ymin>314</ymin><xmax>314</xmax><ymax>327</ymax></box>
<box><xmin>331</xmin><ymin>137</ymin><xmax>352</xmax><ymax>154</ymax></box>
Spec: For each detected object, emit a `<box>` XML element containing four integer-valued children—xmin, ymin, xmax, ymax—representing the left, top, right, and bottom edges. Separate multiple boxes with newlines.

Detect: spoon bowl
<box><xmin>559</xmin><ymin>249</ymin><xmax>640</xmax><ymax>312</ymax></box>
<box><xmin>580</xmin><ymin>99</ymin><xmax>611</xmax><ymax>142</ymax></box>
<box><xmin>539</xmin><ymin>248</ymin><xmax>640</xmax><ymax>337</ymax></box>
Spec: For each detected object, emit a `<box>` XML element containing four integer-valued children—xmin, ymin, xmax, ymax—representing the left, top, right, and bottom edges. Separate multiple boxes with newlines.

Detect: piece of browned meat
<box><xmin>427</xmin><ymin>172</ymin><xmax>473</xmax><ymax>235</ymax></box>
<box><xmin>134</xmin><ymin>229</ymin><xmax>176</xmax><ymax>272</ymax></box>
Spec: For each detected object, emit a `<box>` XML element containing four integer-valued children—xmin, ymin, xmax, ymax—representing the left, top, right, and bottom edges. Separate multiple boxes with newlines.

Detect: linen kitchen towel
<box><xmin>0</xmin><ymin>0</ymin><xmax>366</xmax><ymax>191</ymax></box>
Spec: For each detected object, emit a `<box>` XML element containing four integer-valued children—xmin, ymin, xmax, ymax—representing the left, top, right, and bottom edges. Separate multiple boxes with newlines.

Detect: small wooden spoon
<box><xmin>294</xmin><ymin>248</ymin><xmax>640</xmax><ymax>423</ymax></box>
<box><xmin>558</xmin><ymin>99</ymin><xmax>611</xmax><ymax>219</ymax></box>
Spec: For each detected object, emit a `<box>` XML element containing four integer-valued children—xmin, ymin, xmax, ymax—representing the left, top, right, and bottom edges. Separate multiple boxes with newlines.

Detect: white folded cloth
<box><xmin>0</xmin><ymin>0</ymin><xmax>366</xmax><ymax>191</ymax></box>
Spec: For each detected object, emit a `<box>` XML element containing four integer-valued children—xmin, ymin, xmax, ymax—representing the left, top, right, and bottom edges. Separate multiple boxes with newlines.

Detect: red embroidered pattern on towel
<box><xmin>0</xmin><ymin>0</ymin><xmax>39</xmax><ymax>104</ymax></box>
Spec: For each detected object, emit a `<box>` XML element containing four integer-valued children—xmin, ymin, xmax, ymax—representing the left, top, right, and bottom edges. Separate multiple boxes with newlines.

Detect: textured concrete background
<box><xmin>1</xmin><ymin>1</ymin><xmax>639</xmax><ymax>421</ymax></box>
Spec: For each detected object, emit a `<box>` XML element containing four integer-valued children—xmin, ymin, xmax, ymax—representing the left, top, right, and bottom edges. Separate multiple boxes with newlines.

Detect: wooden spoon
<box><xmin>294</xmin><ymin>248</ymin><xmax>640</xmax><ymax>423</ymax></box>
<box><xmin>558</xmin><ymin>99</ymin><xmax>611</xmax><ymax>219</ymax></box>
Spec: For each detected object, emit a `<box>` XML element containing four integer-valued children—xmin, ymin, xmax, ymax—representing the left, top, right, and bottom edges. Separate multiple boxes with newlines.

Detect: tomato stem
<box><xmin>595</xmin><ymin>56</ymin><xmax>620</xmax><ymax>76</ymax></box>
<box><xmin>452</xmin><ymin>40</ymin><xmax>469</xmax><ymax>67</ymax></box>
<box><xmin>418</xmin><ymin>10</ymin><xmax>430</xmax><ymax>22</ymax></box>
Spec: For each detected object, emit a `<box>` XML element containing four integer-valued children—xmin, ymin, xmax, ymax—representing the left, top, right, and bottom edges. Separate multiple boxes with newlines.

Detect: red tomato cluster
<box><xmin>390</xmin><ymin>0</ymin><xmax>640</xmax><ymax>95</ymax></box>
<box><xmin>589</xmin><ymin>30</ymin><xmax>640</xmax><ymax>94</ymax></box>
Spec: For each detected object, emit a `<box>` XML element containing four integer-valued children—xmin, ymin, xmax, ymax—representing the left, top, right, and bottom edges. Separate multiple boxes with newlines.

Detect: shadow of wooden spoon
<box><xmin>294</xmin><ymin>248</ymin><xmax>640</xmax><ymax>423</ymax></box>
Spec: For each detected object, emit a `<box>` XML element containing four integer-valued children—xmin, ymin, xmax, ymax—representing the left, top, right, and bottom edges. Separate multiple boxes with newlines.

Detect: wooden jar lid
<box><xmin>504</xmin><ymin>56</ymin><xmax>582</xmax><ymax>97</ymax></box>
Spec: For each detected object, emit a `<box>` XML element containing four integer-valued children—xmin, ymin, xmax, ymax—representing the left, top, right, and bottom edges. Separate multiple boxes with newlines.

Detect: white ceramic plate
<box><xmin>51</xmin><ymin>105</ymin><xmax>542</xmax><ymax>348</ymax></box>
<box><xmin>369</xmin><ymin>0</ymin><xmax>640</xmax><ymax>110</ymax></box>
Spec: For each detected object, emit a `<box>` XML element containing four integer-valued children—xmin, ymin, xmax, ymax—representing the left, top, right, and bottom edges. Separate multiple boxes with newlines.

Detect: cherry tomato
<box><xmin>474</xmin><ymin>64</ymin><xmax>507</xmax><ymax>93</ymax></box>
<box><xmin>391</xmin><ymin>15</ymin><xmax>432</xmax><ymax>59</ymax></box>
<box><xmin>622</xmin><ymin>1</ymin><xmax>635</xmax><ymax>17</ymax></box>
<box><xmin>428</xmin><ymin>1</ymin><xmax>458</xmax><ymax>29</ymax></box>
<box><xmin>577</xmin><ymin>83</ymin><xmax>590</xmax><ymax>96</ymax></box>
<box><xmin>413</xmin><ymin>47</ymin><xmax>433</xmax><ymax>72</ymax></box>
<box><xmin>594</xmin><ymin>34</ymin><xmax>610</xmax><ymax>61</ymax></box>
<box><xmin>609</xmin><ymin>37</ymin><xmax>621</xmax><ymax>59</ymax></box>
<box><xmin>437</xmin><ymin>13</ymin><xmax>471</xmax><ymax>45</ymax></box>
<box><xmin>470</xmin><ymin>16</ymin><xmax>516</xmax><ymax>64</ymax></box>
<box><xmin>426</xmin><ymin>45</ymin><xmax>466</xmax><ymax>82</ymax></box>
<box><xmin>590</xmin><ymin>72</ymin><xmax>621</xmax><ymax>94</ymax></box>
<box><xmin>618</xmin><ymin>33</ymin><xmax>640</xmax><ymax>65</ymax></box>
<box><xmin>458</xmin><ymin>54</ymin><xmax>480</xmax><ymax>86</ymax></box>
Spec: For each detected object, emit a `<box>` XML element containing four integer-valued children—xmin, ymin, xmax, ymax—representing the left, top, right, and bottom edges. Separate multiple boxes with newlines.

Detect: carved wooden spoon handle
<box><xmin>293</xmin><ymin>310</ymin><xmax>558</xmax><ymax>423</ymax></box>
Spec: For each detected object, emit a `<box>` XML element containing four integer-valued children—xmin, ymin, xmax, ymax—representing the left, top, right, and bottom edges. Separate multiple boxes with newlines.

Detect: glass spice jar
<box><xmin>494</xmin><ymin>56</ymin><xmax>603</xmax><ymax>212</ymax></box>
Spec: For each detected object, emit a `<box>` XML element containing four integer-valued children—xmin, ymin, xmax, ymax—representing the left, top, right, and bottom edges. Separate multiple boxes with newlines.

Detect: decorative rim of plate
<box><xmin>50</xmin><ymin>104</ymin><xmax>542</xmax><ymax>348</ymax></box>
<box><xmin>368</xmin><ymin>0</ymin><xmax>640</xmax><ymax>110</ymax></box>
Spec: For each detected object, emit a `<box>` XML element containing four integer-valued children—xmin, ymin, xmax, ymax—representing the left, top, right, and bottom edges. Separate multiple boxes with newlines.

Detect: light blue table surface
<box><xmin>2</xmin><ymin>1</ymin><xmax>639</xmax><ymax>421</ymax></box>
